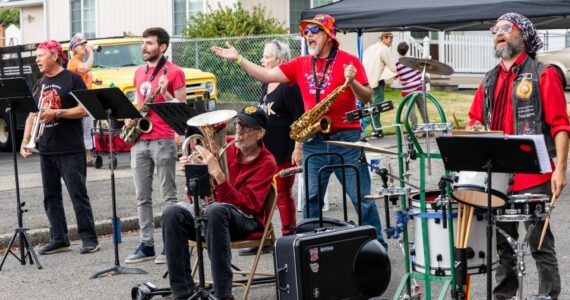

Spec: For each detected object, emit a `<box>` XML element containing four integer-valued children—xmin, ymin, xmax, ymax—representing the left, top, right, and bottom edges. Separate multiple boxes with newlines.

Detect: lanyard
<box><xmin>146</xmin><ymin>56</ymin><xmax>167</xmax><ymax>82</ymax></box>
<box><xmin>311</xmin><ymin>47</ymin><xmax>337</xmax><ymax>103</ymax></box>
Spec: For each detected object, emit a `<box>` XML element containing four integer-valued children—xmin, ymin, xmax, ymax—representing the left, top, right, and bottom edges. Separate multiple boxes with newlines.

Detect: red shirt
<box><xmin>133</xmin><ymin>60</ymin><xmax>186</xmax><ymax>140</ymax></box>
<box><xmin>469</xmin><ymin>53</ymin><xmax>570</xmax><ymax>191</ymax></box>
<box><xmin>279</xmin><ymin>49</ymin><xmax>368</xmax><ymax>131</ymax></box>
<box><xmin>214</xmin><ymin>142</ymin><xmax>277</xmax><ymax>227</ymax></box>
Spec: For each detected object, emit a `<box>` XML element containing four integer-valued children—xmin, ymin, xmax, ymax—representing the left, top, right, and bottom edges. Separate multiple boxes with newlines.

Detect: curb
<box><xmin>0</xmin><ymin>214</ymin><xmax>162</xmax><ymax>249</ymax></box>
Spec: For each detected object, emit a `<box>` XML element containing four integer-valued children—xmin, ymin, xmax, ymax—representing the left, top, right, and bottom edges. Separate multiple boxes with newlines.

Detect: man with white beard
<box><xmin>467</xmin><ymin>13</ymin><xmax>569</xmax><ymax>300</ymax></box>
<box><xmin>211</xmin><ymin>14</ymin><xmax>388</xmax><ymax>250</ymax></box>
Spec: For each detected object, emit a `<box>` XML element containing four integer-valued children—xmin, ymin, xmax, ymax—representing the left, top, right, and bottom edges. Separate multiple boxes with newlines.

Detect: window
<box><xmin>173</xmin><ymin>0</ymin><xmax>204</xmax><ymax>36</ymax></box>
<box><xmin>289</xmin><ymin>0</ymin><xmax>334</xmax><ymax>33</ymax></box>
<box><xmin>70</xmin><ymin>0</ymin><xmax>96</xmax><ymax>39</ymax></box>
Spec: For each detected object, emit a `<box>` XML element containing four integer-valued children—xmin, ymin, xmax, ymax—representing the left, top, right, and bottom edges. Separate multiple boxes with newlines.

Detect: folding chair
<box><xmin>190</xmin><ymin>184</ymin><xmax>277</xmax><ymax>300</ymax></box>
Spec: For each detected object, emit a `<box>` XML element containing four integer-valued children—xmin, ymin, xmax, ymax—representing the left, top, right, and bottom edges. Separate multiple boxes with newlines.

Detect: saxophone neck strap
<box><xmin>146</xmin><ymin>56</ymin><xmax>167</xmax><ymax>82</ymax></box>
<box><xmin>312</xmin><ymin>47</ymin><xmax>338</xmax><ymax>104</ymax></box>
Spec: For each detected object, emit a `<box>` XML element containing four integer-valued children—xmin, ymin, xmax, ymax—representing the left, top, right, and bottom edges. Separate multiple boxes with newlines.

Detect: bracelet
<box><xmin>235</xmin><ymin>55</ymin><xmax>243</xmax><ymax>65</ymax></box>
<box><xmin>22</xmin><ymin>138</ymin><xmax>30</xmax><ymax>145</ymax></box>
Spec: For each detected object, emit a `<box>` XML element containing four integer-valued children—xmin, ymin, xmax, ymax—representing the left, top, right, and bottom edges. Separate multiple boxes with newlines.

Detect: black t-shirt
<box><xmin>32</xmin><ymin>69</ymin><xmax>87</xmax><ymax>155</ymax></box>
<box><xmin>259</xmin><ymin>83</ymin><xmax>304</xmax><ymax>164</ymax></box>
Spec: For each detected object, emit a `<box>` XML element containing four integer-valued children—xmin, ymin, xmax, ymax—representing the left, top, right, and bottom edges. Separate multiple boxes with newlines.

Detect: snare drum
<box><xmin>494</xmin><ymin>193</ymin><xmax>550</xmax><ymax>222</ymax></box>
<box><xmin>452</xmin><ymin>171</ymin><xmax>511</xmax><ymax>208</ymax></box>
<box><xmin>411</xmin><ymin>191</ymin><xmax>498</xmax><ymax>276</ymax></box>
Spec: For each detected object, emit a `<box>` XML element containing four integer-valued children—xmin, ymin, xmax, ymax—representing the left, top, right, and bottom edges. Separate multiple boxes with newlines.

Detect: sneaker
<box><xmin>79</xmin><ymin>242</ymin><xmax>100</xmax><ymax>254</ymax></box>
<box><xmin>238</xmin><ymin>245</ymin><xmax>273</xmax><ymax>256</ymax></box>
<box><xmin>39</xmin><ymin>241</ymin><xmax>71</xmax><ymax>255</ymax></box>
<box><xmin>125</xmin><ymin>243</ymin><xmax>155</xmax><ymax>263</ymax></box>
<box><xmin>154</xmin><ymin>249</ymin><xmax>166</xmax><ymax>264</ymax></box>
<box><xmin>371</xmin><ymin>131</ymin><xmax>384</xmax><ymax>139</ymax></box>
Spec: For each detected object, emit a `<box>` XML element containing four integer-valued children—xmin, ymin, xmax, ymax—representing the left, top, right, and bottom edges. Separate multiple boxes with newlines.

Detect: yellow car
<box><xmin>62</xmin><ymin>37</ymin><xmax>217</xmax><ymax>106</ymax></box>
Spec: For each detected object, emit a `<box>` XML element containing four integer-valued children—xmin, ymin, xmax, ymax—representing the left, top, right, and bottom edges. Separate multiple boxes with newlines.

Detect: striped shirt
<box><xmin>396</xmin><ymin>60</ymin><xmax>422</xmax><ymax>95</ymax></box>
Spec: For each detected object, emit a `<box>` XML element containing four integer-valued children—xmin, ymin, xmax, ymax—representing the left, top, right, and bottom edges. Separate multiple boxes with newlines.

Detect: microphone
<box><xmin>345</xmin><ymin>100</ymin><xmax>394</xmax><ymax>122</ymax></box>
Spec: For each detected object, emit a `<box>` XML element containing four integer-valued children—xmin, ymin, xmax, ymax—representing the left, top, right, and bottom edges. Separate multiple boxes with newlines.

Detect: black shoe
<box><xmin>238</xmin><ymin>245</ymin><xmax>273</xmax><ymax>256</ymax></box>
<box><xmin>39</xmin><ymin>241</ymin><xmax>71</xmax><ymax>255</ymax></box>
<box><xmin>80</xmin><ymin>242</ymin><xmax>100</xmax><ymax>254</ymax></box>
<box><xmin>371</xmin><ymin>132</ymin><xmax>384</xmax><ymax>139</ymax></box>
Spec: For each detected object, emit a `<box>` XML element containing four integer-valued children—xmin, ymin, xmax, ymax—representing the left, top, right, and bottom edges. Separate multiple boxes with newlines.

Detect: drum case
<box><xmin>274</xmin><ymin>225</ymin><xmax>377</xmax><ymax>300</ymax></box>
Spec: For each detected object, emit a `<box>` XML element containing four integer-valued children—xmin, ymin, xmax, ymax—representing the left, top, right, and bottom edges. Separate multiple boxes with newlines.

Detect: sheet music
<box><xmin>507</xmin><ymin>135</ymin><xmax>552</xmax><ymax>173</ymax></box>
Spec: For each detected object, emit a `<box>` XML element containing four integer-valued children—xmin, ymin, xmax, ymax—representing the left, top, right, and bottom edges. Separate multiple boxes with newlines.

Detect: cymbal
<box><xmin>451</xmin><ymin>129</ymin><xmax>503</xmax><ymax>135</ymax></box>
<box><xmin>399</xmin><ymin>57</ymin><xmax>454</xmax><ymax>76</ymax></box>
<box><xmin>324</xmin><ymin>140</ymin><xmax>398</xmax><ymax>155</ymax></box>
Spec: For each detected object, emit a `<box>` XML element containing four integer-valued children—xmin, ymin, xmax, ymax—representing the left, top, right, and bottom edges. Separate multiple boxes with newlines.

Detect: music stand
<box><xmin>147</xmin><ymin>102</ymin><xmax>198</xmax><ymax>136</ymax></box>
<box><xmin>0</xmin><ymin>78</ymin><xmax>41</xmax><ymax>271</ymax></box>
<box><xmin>70</xmin><ymin>87</ymin><xmax>147</xmax><ymax>279</ymax></box>
<box><xmin>436</xmin><ymin>135</ymin><xmax>545</xmax><ymax>299</ymax></box>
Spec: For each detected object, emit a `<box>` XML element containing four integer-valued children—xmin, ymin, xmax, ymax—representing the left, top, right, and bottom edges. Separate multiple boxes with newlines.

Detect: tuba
<box><xmin>181</xmin><ymin>110</ymin><xmax>239</xmax><ymax>180</ymax></box>
<box><xmin>25</xmin><ymin>84</ymin><xmax>50</xmax><ymax>152</ymax></box>
<box><xmin>120</xmin><ymin>66</ymin><xmax>168</xmax><ymax>144</ymax></box>
<box><xmin>289</xmin><ymin>79</ymin><xmax>349</xmax><ymax>143</ymax></box>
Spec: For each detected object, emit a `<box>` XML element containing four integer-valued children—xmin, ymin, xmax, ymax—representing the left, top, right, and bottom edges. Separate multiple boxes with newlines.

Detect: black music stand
<box><xmin>70</xmin><ymin>87</ymin><xmax>147</xmax><ymax>279</ymax></box>
<box><xmin>0</xmin><ymin>78</ymin><xmax>41</xmax><ymax>271</ymax></box>
<box><xmin>436</xmin><ymin>135</ymin><xmax>545</xmax><ymax>300</ymax></box>
<box><xmin>147</xmin><ymin>102</ymin><xmax>198</xmax><ymax>136</ymax></box>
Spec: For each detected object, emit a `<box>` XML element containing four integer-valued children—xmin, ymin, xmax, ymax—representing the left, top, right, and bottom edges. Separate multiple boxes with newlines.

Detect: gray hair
<box><xmin>264</xmin><ymin>40</ymin><xmax>291</xmax><ymax>63</ymax></box>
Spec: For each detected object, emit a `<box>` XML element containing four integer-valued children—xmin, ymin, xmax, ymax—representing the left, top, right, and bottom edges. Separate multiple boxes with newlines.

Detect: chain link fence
<box><xmin>172</xmin><ymin>34</ymin><xmax>303</xmax><ymax>103</ymax></box>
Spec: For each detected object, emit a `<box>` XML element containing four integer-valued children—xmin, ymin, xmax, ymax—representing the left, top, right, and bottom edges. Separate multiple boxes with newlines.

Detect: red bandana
<box><xmin>38</xmin><ymin>40</ymin><xmax>68</xmax><ymax>64</ymax></box>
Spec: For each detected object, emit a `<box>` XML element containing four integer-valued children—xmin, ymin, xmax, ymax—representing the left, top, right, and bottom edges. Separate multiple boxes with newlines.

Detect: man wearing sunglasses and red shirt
<box><xmin>467</xmin><ymin>13</ymin><xmax>569</xmax><ymax>300</ymax></box>
<box><xmin>211</xmin><ymin>14</ymin><xmax>388</xmax><ymax>250</ymax></box>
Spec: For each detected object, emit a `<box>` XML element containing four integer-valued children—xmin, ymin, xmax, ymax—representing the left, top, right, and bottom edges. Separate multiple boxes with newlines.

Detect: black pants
<box><xmin>494</xmin><ymin>181</ymin><xmax>560</xmax><ymax>299</ymax></box>
<box><xmin>40</xmin><ymin>152</ymin><xmax>97</xmax><ymax>244</ymax></box>
<box><xmin>162</xmin><ymin>202</ymin><xmax>259</xmax><ymax>299</ymax></box>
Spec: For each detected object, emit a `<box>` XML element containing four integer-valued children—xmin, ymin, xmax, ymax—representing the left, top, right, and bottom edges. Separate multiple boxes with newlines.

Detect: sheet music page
<box><xmin>508</xmin><ymin>135</ymin><xmax>552</xmax><ymax>173</ymax></box>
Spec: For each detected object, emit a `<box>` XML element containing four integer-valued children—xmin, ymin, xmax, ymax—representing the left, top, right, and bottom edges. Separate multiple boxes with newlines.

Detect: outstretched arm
<box><xmin>211</xmin><ymin>42</ymin><xmax>289</xmax><ymax>83</ymax></box>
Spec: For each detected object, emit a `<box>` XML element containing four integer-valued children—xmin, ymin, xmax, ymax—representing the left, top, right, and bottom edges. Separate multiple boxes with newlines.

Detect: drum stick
<box><xmin>456</xmin><ymin>203</ymin><xmax>463</xmax><ymax>248</ymax></box>
<box><xmin>538</xmin><ymin>194</ymin><xmax>558</xmax><ymax>250</ymax></box>
<box><xmin>463</xmin><ymin>206</ymin><xmax>475</xmax><ymax>249</ymax></box>
<box><xmin>460</xmin><ymin>205</ymin><xmax>470</xmax><ymax>248</ymax></box>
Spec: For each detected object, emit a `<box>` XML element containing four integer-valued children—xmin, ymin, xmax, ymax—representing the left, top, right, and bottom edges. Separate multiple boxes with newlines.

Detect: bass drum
<box><xmin>411</xmin><ymin>191</ymin><xmax>498</xmax><ymax>276</ymax></box>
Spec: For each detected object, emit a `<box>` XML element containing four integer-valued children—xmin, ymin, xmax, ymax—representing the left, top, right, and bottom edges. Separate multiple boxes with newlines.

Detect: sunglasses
<box><xmin>303</xmin><ymin>27</ymin><xmax>324</xmax><ymax>36</ymax></box>
<box><xmin>490</xmin><ymin>23</ymin><xmax>518</xmax><ymax>35</ymax></box>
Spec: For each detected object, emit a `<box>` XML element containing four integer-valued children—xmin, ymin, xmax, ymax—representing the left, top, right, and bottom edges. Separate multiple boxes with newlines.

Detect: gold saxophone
<box><xmin>120</xmin><ymin>66</ymin><xmax>168</xmax><ymax>144</ymax></box>
<box><xmin>289</xmin><ymin>79</ymin><xmax>349</xmax><ymax>143</ymax></box>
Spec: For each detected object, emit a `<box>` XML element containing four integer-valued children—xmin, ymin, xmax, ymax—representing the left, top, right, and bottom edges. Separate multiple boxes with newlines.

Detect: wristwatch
<box><xmin>55</xmin><ymin>109</ymin><xmax>62</xmax><ymax>120</ymax></box>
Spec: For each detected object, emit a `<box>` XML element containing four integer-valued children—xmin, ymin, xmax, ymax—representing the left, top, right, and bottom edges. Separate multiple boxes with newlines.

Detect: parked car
<box><xmin>537</xmin><ymin>48</ymin><xmax>569</xmax><ymax>89</ymax></box>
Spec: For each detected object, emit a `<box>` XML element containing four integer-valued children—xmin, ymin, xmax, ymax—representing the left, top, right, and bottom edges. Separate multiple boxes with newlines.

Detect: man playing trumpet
<box><xmin>162</xmin><ymin>106</ymin><xmax>276</xmax><ymax>300</ymax></box>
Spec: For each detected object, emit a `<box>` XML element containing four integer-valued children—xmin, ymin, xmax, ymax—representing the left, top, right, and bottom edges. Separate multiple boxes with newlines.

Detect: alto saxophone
<box><xmin>289</xmin><ymin>79</ymin><xmax>349</xmax><ymax>143</ymax></box>
<box><xmin>120</xmin><ymin>66</ymin><xmax>168</xmax><ymax>144</ymax></box>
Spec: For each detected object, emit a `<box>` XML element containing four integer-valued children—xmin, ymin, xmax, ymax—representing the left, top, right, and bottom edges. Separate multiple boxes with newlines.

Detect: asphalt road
<box><xmin>1</xmin><ymin>136</ymin><xmax>570</xmax><ymax>299</ymax></box>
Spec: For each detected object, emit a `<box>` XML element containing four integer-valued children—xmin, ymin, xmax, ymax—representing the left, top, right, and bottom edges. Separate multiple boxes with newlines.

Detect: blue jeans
<box><xmin>302</xmin><ymin>129</ymin><xmax>387</xmax><ymax>249</ymax></box>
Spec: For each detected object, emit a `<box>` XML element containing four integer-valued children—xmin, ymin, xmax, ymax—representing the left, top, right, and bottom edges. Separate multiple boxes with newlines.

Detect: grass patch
<box><xmin>367</xmin><ymin>90</ymin><xmax>475</xmax><ymax>136</ymax></box>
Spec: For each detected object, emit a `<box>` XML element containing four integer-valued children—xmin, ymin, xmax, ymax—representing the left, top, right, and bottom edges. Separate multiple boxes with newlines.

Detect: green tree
<box><xmin>184</xmin><ymin>3</ymin><xmax>287</xmax><ymax>38</ymax></box>
<box><xmin>178</xmin><ymin>3</ymin><xmax>291</xmax><ymax>102</ymax></box>
<box><xmin>0</xmin><ymin>8</ymin><xmax>19</xmax><ymax>27</ymax></box>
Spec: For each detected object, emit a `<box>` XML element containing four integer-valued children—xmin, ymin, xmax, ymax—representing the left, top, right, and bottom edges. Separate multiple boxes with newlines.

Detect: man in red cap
<box><xmin>20</xmin><ymin>40</ymin><xmax>99</xmax><ymax>255</ymax></box>
<box><xmin>211</xmin><ymin>14</ymin><xmax>388</xmax><ymax>250</ymax></box>
<box><xmin>468</xmin><ymin>13</ymin><xmax>569</xmax><ymax>299</ymax></box>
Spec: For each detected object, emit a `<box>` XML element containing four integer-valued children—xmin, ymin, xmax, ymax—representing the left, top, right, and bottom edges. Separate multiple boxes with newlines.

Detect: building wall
<box><xmin>96</xmin><ymin>0</ymin><xmax>172</xmax><ymax>37</ymax></box>
<box><xmin>241</xmin><ymin>0</ymin><xmax>288</xmax><ymax>27</ymax></box>
<box><xmin>21</xmin><ymin>5</ymin><xmax>44</xmax><ymax>44</ymax></box>
<box><xmin>45</xmin><ymin>0</ymin><xmax>69</xmax><ymax>41</ymax></box>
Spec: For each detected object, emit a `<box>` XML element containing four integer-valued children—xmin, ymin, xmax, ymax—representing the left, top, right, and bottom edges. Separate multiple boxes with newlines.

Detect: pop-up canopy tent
<box><xmin>301</xmin><ymin>0</ymin><xmax>570</xmax><ymax>32</ymax></box>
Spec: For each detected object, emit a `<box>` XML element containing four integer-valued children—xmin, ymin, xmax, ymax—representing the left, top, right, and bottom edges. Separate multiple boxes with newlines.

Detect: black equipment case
<box><xmin>274</xmin><ymin>225</ymin><xmax>390</xmax><ymax>300</ymax></box>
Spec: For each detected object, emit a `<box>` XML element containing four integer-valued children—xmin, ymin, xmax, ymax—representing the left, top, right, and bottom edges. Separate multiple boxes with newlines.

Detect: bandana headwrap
<box><xmin>37</xmin><ymin>40</ymin><xmax>68</xmax><ymax>64</ymax></box>
<box><xmin>497</xmin><ymin>13</ymin><xmax>543</xmax><ymax>56</ymax></box>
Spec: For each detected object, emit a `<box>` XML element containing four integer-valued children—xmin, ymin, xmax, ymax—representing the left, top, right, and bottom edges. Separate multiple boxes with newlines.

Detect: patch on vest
<box><xmin>516</xmin><ymin>74</ymin><xmax>533</xmax><ymax>100</ymax></box>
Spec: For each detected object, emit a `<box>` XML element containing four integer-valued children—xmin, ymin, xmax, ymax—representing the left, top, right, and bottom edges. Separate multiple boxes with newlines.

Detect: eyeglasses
<box><xmin>490</xmin><ymin>23</ymin><xmax>517</xmax><ymax>35</ymax></box>
<box><xmin>236</xmin><ymin>122</ymin><xmax>260</xmax><ymax>133</ymax></box>
<box><xmin>303</xmin><ymin>27</ymin><xmax>324</xmax><ymax>36</ymax></box>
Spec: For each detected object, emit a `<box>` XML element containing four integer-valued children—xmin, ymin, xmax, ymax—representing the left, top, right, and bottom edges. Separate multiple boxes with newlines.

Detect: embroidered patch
<box><xmin>244</xmin><ymin>106</ymin><xmax>257</xmax><ymax>114</ymax></box>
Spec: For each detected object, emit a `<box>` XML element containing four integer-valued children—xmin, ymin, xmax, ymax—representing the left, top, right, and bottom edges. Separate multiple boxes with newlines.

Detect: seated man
<box><xmin>162</xmin><ymin>106</ymin><xmax>277</xmax><ymax>300</ymax></box>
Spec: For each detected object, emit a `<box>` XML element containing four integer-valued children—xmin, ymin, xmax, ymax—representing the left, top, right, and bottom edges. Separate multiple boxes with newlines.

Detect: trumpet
<box><xmin>25</xmin><ymin>84</ymin><xmax>50</xmax><ymax>152</ymax></box>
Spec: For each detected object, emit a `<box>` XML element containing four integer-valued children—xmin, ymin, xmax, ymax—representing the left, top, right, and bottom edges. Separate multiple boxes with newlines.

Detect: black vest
<box><xmin>482</xmin><ymin>56</ymin><xmax>556</xmax><ymax>158</ymax></box>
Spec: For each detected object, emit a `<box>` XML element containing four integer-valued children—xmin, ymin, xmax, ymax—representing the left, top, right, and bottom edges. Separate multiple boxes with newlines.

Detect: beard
<box><xmin>308</xmin><ymin>45</ymin><xmax>321</xmax><ymax>57</ymax></box>
<box><xmin>143</xmin><ymin>50</ymin><xmax>160</xmax><ymax>62</ymax></box>
<box><xmin>494</xmin><ymin>35</ymin><xmax>525</xmax><ymax>59</ymax></box>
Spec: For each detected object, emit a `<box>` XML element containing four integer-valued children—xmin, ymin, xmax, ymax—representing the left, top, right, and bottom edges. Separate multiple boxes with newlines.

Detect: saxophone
<box><xmin>120</xmin><ymin>66</ymin><xmax>168</xmax><ymax>144</ymax></box>
<box><xmin>289</xmin><ymin>79</ymin><xmax>349</xmax><ymax>143</ymax></box>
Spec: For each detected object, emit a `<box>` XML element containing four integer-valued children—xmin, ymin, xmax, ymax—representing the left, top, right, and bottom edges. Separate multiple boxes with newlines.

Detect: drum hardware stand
<box><xmin>412</xmin><ymin>123</ymin><xmax>453</xmax><ymax>176</ymax></box>
<box><xmin>394</xmin><ymin>92</ymin><xmax>454</xmax><ymax>300</ymax></box>
<box><xmin>0</xmin><ymin>78</ymin><xmax>42</xmax><ymax>271</ymax></box>
<box><xmin>70</xmin><ymin>88</ymin><xmax>148</xmax><ymax>279</ymax></box>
